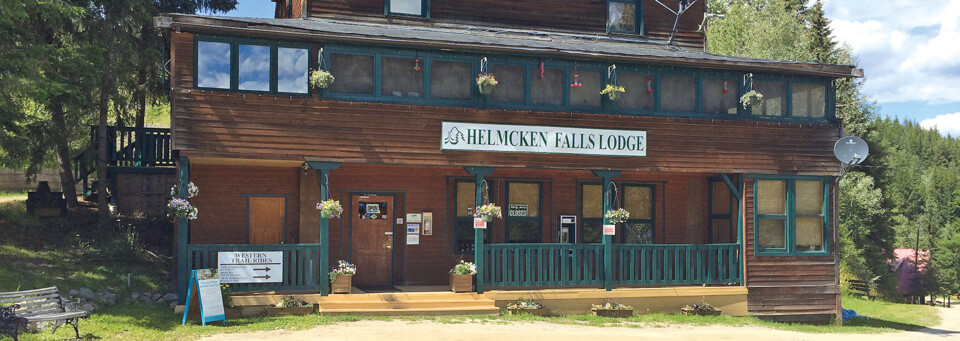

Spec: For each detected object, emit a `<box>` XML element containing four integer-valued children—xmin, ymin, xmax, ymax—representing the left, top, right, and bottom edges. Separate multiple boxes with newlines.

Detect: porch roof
<box><xmin>156</xmin><ymin>14</ymin><xmax>860</xmax><ymax>79</ymax></box>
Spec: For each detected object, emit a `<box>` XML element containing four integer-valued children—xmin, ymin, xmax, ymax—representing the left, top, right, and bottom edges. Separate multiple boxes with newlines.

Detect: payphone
<box><xmin>559</xmin><ymin>215</ymin><xmax>577</xmax><ymax>243</ymax></box>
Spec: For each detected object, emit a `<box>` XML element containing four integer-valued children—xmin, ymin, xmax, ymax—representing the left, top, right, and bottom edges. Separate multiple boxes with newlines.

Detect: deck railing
<box><xmin>182</xmin><ymin>244</ymin><xmax>323</xmax><ymax>292</ymax></box>
<box><xmin>482</xmin><ymin>243</ymin><xmax>741</xmax><ymax>289</ymax></box>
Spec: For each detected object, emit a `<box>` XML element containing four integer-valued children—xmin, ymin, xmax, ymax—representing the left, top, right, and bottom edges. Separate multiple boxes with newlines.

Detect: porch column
<box><xmin>465</xmin><ymin>166</ymin><xmax>495</xmax><ymax>294</ymax></box>
<box><xmin>592</xmin><ymin>170</ymin><xmax>621</xmax><ymax>291</ymax></box>
<box><xmin>308</xmin><ymin>161</ymin><xmax>341</xmax><ymax>296</ymax></box>
<box><xmin>721</xmin><ymin>173</ymin><xmax>745</xmax><ymax>285</ymax></box>
<box><xmin>176</xmin><ymin>156</ymin><xmax>190</xmax><ymax>304</ymax></box>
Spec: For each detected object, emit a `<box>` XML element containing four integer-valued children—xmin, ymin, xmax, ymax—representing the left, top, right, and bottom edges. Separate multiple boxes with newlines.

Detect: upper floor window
<box><xmin>196</xmin><ymin>41</ymin><xmax>231</xmax><ymax>89</ymax></box>
<box><xmin>608</xmin><ymin>0</ymin><xmax>642</xmax><ymax>34</ymax></box>
<box><xmin>194</xmin><ymin>36</ymin><xmax>310</xmax><ymax>95</ymax></box>
<box><xmin>387</xmin><ymin>0</ymin><xmax>429</xmax><ymax>18</ymax></box>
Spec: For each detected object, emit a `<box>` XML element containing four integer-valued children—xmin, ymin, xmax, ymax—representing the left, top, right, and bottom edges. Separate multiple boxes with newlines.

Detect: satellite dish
<box><xmin>834</xmin><ymin>136</ymin><xmax>869</xmax><ymax>166</ymax></box>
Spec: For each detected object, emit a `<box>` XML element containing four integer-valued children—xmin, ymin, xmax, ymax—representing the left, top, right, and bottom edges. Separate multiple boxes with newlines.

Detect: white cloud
<box><xmin>919</xmin><ymin>112</ymin><xmax>960</xmax><ymax>137</ymax></box>
<box><xmin>823</xmin><ymin>0</ymin><xmax>960</xmax><ymax>104</ymax></box>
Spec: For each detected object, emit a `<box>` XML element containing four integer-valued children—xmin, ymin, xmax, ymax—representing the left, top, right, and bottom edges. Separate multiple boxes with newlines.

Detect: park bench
<box><xmin>848</xmin><ymin>279</ymin><xmax>876</xmax><ymax>300</ymax></box>
<box><xmin>0</xmin><ymin>287</ymin><xmax>89</xmax><ymax>340</ymax></box>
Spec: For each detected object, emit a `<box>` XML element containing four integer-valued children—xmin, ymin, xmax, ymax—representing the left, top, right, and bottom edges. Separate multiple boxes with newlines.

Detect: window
<box><xmin>569</xmin><ymin>70</ymin><xmax>602</xmax><ymax>107</ymax></box>
<box><xmin>618</xmin><ymin>73</ymin><xmax>655</xmax><ymax>110</ymax></box>
<box><xmin>751</xmin><ymin>80</ymin><xmax>787</xmax><ymax>116</ymax></box>
<box><xmin>791</xmin><ymin>83</ymin><xmax>826</xmax><ymax>118</ymax></box>
<box><xmin>382</xmin><ymin>57</ymin><xmax>423</xmax><ymax>98</ymax></box>
<box><xmin>607</xmin><ymin>0</ymin><xmax>641</xmax><ymax>34</ymax></box>
<box><xmin>754</xmin><ymin>177</ymin><xmax>829</xmax><ymax>256</ymax></box>
<box><xmin>194</xmin><ymin>37</ymin><xmax>309</xmax><ymax>95</ymax></box>
<box><xmin>431</xmin><ymin>60</ymin><xmax>472</xmax><ymax>100</ymax></box>
<box><xmin>581</xmin><ymin>183</ymin><xmax>656</xmax><ymax>244</ymax></box>
<box><xmin>660</xmin><ymin>75</ymin><xmax>696</xmax><ymax>112</ymax></box>
<box><xmin>387</xmin><ymin>0</ymin><xmax>428</xmax><ymax>17</ymax></box>
<box><xmin>581</xmin><ymin>184</ymin><xmax>603</xmax><ymax>243</ymax></box>
<box><xmin>238</xmin><ymin>44</ymin><xmax>271</xmax><ymax>92</ymax></box>
<box><xmin>454</xmin><ymin>181</ymin><xmax>488</xmax><ymax>253</ymax></box>
<box><xmin>506</xmin><ymin>182</ymin><xmax>541</xmax><ymax>243</ymax></box>
<box><xmin>196</xmin><ymin>41</ymin><xmax>231</xmax><ymax>89</ymax></box>
<box><xmin>709</xmin><ymin>179</ymin><xmax>736</xmax><ymax>243</ymax></box>
<box><xmin>490</xmin><ymin>64</ymin><xmax>524</xmax><ymax>103</ymax></box>
<box><xmin>277</xmin><ymin>47</ymin><xmax>309</xmax><ymax>94</ymax></box>
<box><xmin>702</xmin><ymin>78</ymin><xmax>738</xmax><ymax>115</ymax></box>
<box><xmin>329</xmin><ymin>53</ymin><xmax>375</xmax><ymax>95</ymax></box>
<box><xmin>531</xmin><ymin>67</ymin><xmax>563</xmax><ymax>106</ymax></box>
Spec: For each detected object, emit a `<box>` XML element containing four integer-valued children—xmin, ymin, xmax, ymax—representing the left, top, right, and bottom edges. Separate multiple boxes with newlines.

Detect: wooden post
<box><xmin>465</xmin><ymin>166</ymin><xmax>495</xmax><ymax>294</ymax></box>
<box><xmin>308</xmin><ymin>161</ymin><xmax>341</xmax><ymax>296</ymax></box>
<box><xmin>176</xmin><ymin>156</ymin><xmax>190</xmax><ymax>304</ymax></box>
<box><xmin>593</xmin><ymin>170</ymin><xmax>621</xmax><ymax>291</ymax></box>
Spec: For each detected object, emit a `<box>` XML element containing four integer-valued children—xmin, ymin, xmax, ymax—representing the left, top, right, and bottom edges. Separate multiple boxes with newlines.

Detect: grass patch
<box><xmin>0</xmin><ymin>191</ymin><xmax>27</xmax><ymax>199</ymax></box>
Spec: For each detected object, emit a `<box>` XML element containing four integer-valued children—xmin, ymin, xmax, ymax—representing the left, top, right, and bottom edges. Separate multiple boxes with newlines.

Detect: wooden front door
<box><xmin>249</xmin><ymin>196</ymin><xmax>286</xmax><ymax>244</ymax></box>
<box><xmin>350</xmin><ymin>195</ymin><xmax>394</xmax><ymax>286</ymax></box>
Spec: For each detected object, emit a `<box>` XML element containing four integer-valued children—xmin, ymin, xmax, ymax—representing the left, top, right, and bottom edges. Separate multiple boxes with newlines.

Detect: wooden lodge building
<box><xmin>157</xmin><ymin>0</ymin><xmax>859</xmax><ymax>322</ymax></box>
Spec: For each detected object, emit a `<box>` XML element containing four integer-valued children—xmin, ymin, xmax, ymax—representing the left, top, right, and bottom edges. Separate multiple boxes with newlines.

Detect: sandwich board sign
<box><xmin>217</xmin><ymin>251</ymin><xmax>283</xmax><ymax>283</ymax></box>
<box><xmin>182</xmin><ymin>269</ymin><xmax>225</xmax><ymax>326</ymax></box>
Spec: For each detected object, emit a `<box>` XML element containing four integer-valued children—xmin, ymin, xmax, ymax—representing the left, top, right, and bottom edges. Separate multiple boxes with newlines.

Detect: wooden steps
<box><xmin>231</xmin><ymin>291</ymin><xmax>500</xmax><ymax>316</ymax></box>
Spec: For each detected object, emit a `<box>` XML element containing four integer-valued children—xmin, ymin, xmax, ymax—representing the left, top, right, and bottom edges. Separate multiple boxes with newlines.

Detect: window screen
<box><xmin>791</xmin><ymin>83</ymin><xmax>826</xmax><ymax>118</ymax></box>
<box><xmin>570</xmin><ymin>70</ymin><xmax>601</xmax><ymax>107</ymax></box>
<box><xmin>618</xmin><ymin>73</ymin><xmax>655</xmax><ymax>110</ymax></box>
<box><xmin>490</xmin><ymin>64</ymin><xmax>524</xmax><ymax>103</ymax></box>
<box><xmin>752</xmin><ymin>80</ymin><xmax>786</xmax><ymax>116</ymax></box>
<box><xmin>431</xmin><ymin>60</ymin><xmax>472</xmax><ymax>100</ymax></box>
<box><xmin>382</xmin><ymin>57</ymin><xmax>423</xmax><ymax>98</ymax></box>
<box><xmin>197</xmin><ymin>41</ymin><xmax>231</xmax><ymax>89</ymax></box>
<box><xmin>660</xmin><ymin>75</ymin><xmax>696</xmax><ymax>112</ymax></box>
<box><xmin>277</xmin><ymin>47</ymin><xmax>308</xmax><ymax>94</ymax></box>
<box><xmin>329</xmin><ymin>54</ymin><xmax>374</xmax><ymax>95</ymax></box>
<box><xmin>702</xmin><ymin>79</ymin><xmax>738</xmax><ymax>115</ymax></box>
<box><xmin>531</xmin><ymin>67</ymin><xmax>563</xmax><ymax>106</ymax></box>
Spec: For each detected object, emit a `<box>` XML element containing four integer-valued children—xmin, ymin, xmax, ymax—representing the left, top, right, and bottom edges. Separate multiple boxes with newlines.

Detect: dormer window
<box><xmin>387</xmin><ymin>0</ymin><xmax>429</xmax><ymax>18</ymax></box>
<box><xmin>607</xmin><ymin>0</ymin><xmax>642</xmax><ymax>34</ymax></box>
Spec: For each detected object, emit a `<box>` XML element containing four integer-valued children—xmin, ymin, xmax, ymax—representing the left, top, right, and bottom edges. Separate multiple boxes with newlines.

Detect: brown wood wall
<box><xmin>742</xmin><ymin>179</ymin><xmax>840</xmax><ymax>318</ymax></box>
<box><xmin>308</xmin><ymin>0</ymin><xmax>705</xmax><ymax>48</ymax></box>
<box><xmin>188</xmin><ymin>165</ymin><xmax>301</xmax><ymax>244</ymax></box>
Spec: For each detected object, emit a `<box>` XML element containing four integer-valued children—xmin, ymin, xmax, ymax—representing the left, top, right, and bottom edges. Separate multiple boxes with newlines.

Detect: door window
<box><xmin>506</xmin><ymin>182</ymin><xmax>541</xmax><ymax>243</ymax></box>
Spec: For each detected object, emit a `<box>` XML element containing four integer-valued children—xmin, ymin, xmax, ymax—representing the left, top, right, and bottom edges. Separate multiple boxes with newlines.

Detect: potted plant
<box><xmin>316</xmin><ymin>199</ymin><xmax>344</xmax><ymax>219</ymax></box>
<box><xmin>329</xmin><ymin>260</ymin><xmax>356</xmax><ymax>294</ymax></box>
<box><xmin>681</xmin><ymin>301</ymin><xmax>721</xmax><ymax>316</ymax></box>
<box><xmin>740</xmin><ymin>90</ymin><xmax>763</xmax><ymax>108</ymax></box>
<box><xmin>266</xmin><ymin>295</ymin><xmax>315</xmax><ymax>316</ymax></box>
<box><xmin>507</xmin><ymin>299</ymin><xmax>550</xmax><ymax>316</ymax></box>
<box><xmin>449</xmin><ymin>260</ymin><xmax>476</xmax><ymax>292</ymax></box>
<box><xmin>600</xmin><ymin>84</ymin><xmax>626</xmax><ymax>101</ymax></box>
<box><xmin>310</xmin><ymin>69</ymin><xmax>335</xmax><ymax>89</ymax></box>
<box><xmin>476</xmin><ymin>73</ymin><xmax>498</xmax><ymax>95</ymax></box>
<box><xmin>604</xmin><ymin>208</ymin><xmax>630</xmax><ymax>224</ymax></box>
<box><xmin>474</xmin><ymin>203</ymin><xmax>502</xmax><ymax>222</ymax></box>
<box><xmin>591</xmin><ymin>299</ymin><xmax>634</xmax><ymax>318</ymax></box>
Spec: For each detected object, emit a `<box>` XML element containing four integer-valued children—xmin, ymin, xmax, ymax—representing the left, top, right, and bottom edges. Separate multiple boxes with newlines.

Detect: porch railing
<box><xmin>183</xmin><ymin>244</ymin><xmax>323</xmax><ymax>292</ymax></box>
<box><xmin>613</xmin><ymin>243</ymin><xmax>741</xmax><ymax>285</ymax></box>
<box><xmin>482</xmin><ymin>243</ymin><xmax>741</xmax><ymax>289</ymax></box>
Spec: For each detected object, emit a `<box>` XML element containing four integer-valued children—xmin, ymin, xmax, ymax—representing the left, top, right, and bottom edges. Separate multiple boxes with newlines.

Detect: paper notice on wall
<box><xmin>474</xmin><ymin>218</ymin><xmax>487</xmax><ymax>229</ymax></box>
<box><xmin>407</xmin><ymin>234</ymin><xmax>420</xmax><ymax>245</ymax></box>
<box><xmin>603</xmin><ymin>224</ymin><xmax>616</xmax><ymax>236</ymax></box>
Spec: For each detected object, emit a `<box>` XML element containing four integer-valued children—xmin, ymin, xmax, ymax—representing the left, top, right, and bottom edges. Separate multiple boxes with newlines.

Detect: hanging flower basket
<box><xmin>310</xmin><ymin>69</ymin><xmax>335</xmax><ymax>89</ymax></box>
<box><xmin>600</xmin><ymin>84</ymin><xmax>626</xmax><ymax>101</ymax></box>
<box><xmin>474</xmin><ymin>203</ymin><xmax>502</xmax><ymax>222</ymax></box>
<box><xmin>316</xmin><ymin>199</ymin><xmax>344</xmax><ymax>219</ymax></box>
<box><xmin>604</xmin><ymin>208</ymin><xmax>630</xmax><ymax>224</ymax></box>
<box><xmin>169</xmin><ymin>182</ymin><xmax>199</xmax><ymax>198</ymax></box>
<box><xmin>476</xmin><ymin>73</ymin><xmax>498</xmax><ymax>95</ymax></box>
<box><xmin>167</xmin><ymin>198</ymin><xmax>198</xmax><ymax>220</ymax></box>
<box><xmin>740</xmin><ymin>90</ymin><xmax>763</xmax><ymax>108</ymax></box>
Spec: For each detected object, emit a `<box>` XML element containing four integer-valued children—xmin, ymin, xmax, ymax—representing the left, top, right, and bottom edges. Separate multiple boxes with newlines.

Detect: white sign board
<box><xmin>217</xmin><ymin>251</ymin><xmax>283</xmax><ymax>283</ymax></box>
<box><xmin>441</xmin><ymin>121</ymin><xmax>646</xmax><ymax>157</ymax></box>
<box><xmin>603</xmin><ymin>224</ymin><xmax>616</xmax><ymax>236</ymax></box>
<box><xmin>197</xmin><ymin>276</ymin><xmax>224</xmax><ymax>319</ymax></box>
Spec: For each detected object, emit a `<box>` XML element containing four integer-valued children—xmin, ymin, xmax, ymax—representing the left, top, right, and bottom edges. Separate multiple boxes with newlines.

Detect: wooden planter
<box><xmin>507</xmin><ymin>307</ymin><xmax>550</xmax><ymax>316</ymax></box>
<box><xmin>450</xmin><ymin>274</ymin><xmax>474</xmax><ymax>292</ymax></box>
<box><xmin>331</xmin><ymin>274</ymin><xmax>353</xmax><ymax>294</ymax></box>
<box><xmin>224</xmin><ymin>307</ymin><xmax>242</xmax><ymax>319</ymax></box>
<box><xmin>266</xmin><ymin>306</ymin><xmax>315</xmax><ymax>316</ymax></box>
<box><xmin>591</xmin><ymin>309</ymin><xmax>633</xmax><ymax>318</ymax></box>
<box><xmin>681</xmin><ymin>308</ymin><xmax>722</xmax><ymax>316</ymax></box>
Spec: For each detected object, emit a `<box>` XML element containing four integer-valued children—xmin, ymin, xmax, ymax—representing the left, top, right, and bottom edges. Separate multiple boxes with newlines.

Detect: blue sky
<box><xmin>221</xmin><ymin>1</ymin><xmax>960</xmax><ymax>136</ymax></box>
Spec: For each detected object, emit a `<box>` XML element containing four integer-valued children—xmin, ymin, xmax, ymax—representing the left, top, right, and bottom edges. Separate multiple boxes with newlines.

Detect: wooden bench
<box><xmin>848</xmin><ymin>279</ymin><xmax>876</xmax><ymax>300</ymax></box>
<box><xmin>0</xmin><ymin>287</ymin><xmax>89</xmax><ymax>340</ymax></box>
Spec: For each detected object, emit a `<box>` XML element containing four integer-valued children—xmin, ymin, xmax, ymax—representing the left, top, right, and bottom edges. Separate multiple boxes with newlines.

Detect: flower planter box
<box><xmin>224</xmin><ymin>307</ymin><xmax>242</xmax><ymax>319</ymax></box>
<box><xmin>331</xmin><ymin>274</ymin><xmax>353</xmax><ymax>294</ymax></box>
<box><xmin>591</xmin><ymin>309</ymin><xmax>633</xmax><ymax>318</ymax></box>
<box><xmin>450</xmin><ymin>274</ymin><xmax>474</xmax><ymax>293</ymax></box>
<box><xmin>681</xmin><ymin>308</ymin><xmax>722</xmax><ymax>316</ymax></box>
<box><xmin>507</xmin><ymin>308</ymin><xmax>550</xmax><ymax>316</ymax></box>
<box><xmin>266</xmin><ymin>306</ymin><xmax>315</xmax><ymax>316</ymax></box>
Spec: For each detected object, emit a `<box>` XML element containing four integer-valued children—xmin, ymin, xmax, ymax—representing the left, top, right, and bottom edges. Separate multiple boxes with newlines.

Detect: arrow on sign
<box><xmin>253</xmin><ymin>267</ymin><xmax>271</xmax><ymax>272</ymax></box>
<box><xmin>254</xmin><ymin>274</ymin><xmax>271</xmax><ymax>280</ymax></box>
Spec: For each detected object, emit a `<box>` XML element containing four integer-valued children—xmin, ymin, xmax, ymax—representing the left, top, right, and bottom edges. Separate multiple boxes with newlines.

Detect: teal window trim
<box><xmin>242</xmin><ymin>194</ymin><xmax>291</xmax><ymax>244</ymax></box>
<box><xmin>194</xmin><ymin>35</ymin><xmax>311</xmax><ymax>96</ymax></box>
<box><xmin>750</xmin><ymin>174</ymin><xmax>831</xmax><ymax>257</ymax></box>
<box><xmin>747</xmin><ymin>75</ymin><xmax>834</xmax><ymax>122</ymax></box>
<box><xmin>606</xmin><ymin>0</ymin><xmax>644</xmax><ymax>35</ymax></box>
<box><xmin>579</xmin><ymin>182</ymin><xmax>657</xmax><ymax>244</ymax></box>
<box><xmin>504</xmin><ymin>180</ymin><xmax>544</xmax><ymax>243</ymax></box>
<box><xmin>700</xmin><ymin>75</ymin><xmax>740</xmax><ymax>117</ymax></box>
<box><xmin>385</xmin><ymin>0</ymin><xmax>430</xmax><ymax>19</ymax></box>
<box><xmin>708</xmin><ymin>177</ymin><xmax>737</xmax><ymax>243</ymax></box>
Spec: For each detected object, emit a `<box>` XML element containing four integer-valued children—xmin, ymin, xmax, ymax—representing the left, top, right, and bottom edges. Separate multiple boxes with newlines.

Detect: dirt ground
<box><xmin>200</xmin><ymin>306</ymin><xmax>960</xmax><ymax>341</ymax></box>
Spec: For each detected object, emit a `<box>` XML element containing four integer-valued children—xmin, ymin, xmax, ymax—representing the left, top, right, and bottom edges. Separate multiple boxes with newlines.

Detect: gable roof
<box><xmin>156</xmin><ymin>14</ymin><xmax>861</xmax><ymax>79</ymax></box>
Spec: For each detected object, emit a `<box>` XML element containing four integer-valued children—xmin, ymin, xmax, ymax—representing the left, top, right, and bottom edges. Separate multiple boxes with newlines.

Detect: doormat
<box><xmin>356</xmin><ymin>286</ymin><xmax>401</xmax><ymax>293</ymax></box>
